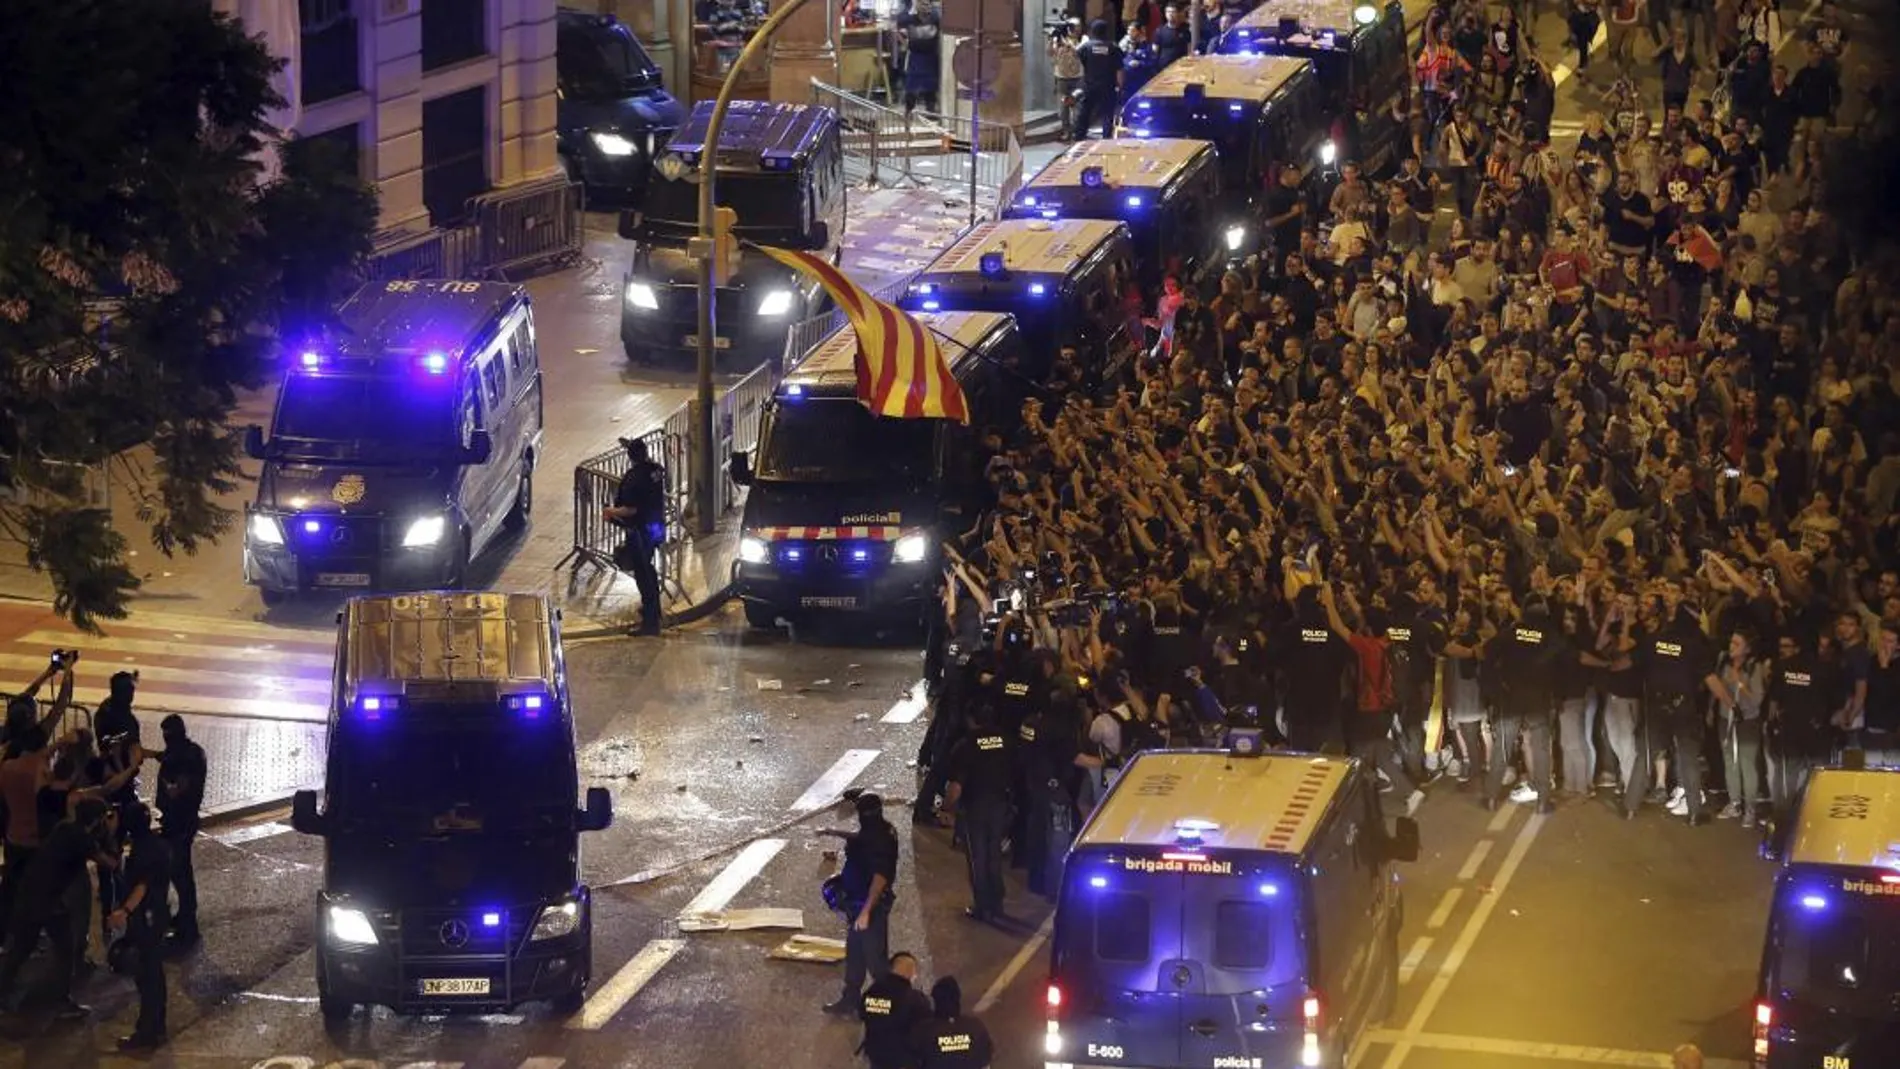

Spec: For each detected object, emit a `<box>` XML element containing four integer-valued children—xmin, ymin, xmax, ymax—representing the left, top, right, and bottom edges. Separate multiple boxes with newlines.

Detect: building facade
<box><xmin>225</xmin><ymin>0</ymin><xmax>562</xmax><ymax>233</ymax></box>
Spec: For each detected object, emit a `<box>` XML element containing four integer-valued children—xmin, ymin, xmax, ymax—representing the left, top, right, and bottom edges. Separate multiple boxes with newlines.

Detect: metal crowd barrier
<box><xmin>563</xmin><ymin>421</ymin><xmax>690</xmax><ymax>601</ymax></box>
<box><xmin>365</xmin><ymin>179</ymin><xmax>585</xmax><ymax>283</ymax></box>
<box><xmin>811</xmin><ymin>81</ymin><xmax>1023</xmax><ymax>217</ymax></box>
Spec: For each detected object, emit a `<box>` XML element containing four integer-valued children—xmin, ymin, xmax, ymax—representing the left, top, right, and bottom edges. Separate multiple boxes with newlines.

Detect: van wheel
<box><xmin>506</xmin><ymin>468</ymin><xmax>533</xmax><ymax>531</ymax></box>
<box><xmin>317</xmin><ymin>976</ymin><xmax>352</xmax><ymax>1022</ymax></box>
<box><xmin>259</xmin><ymin>587</ymin><xmax>289</xmax><ymax>609</ymax></box>
<box><xmin>1375</xmin><ymin>929</ymin><xmax>1400</xmax><ymax>1024</ymax></box>
<box><xmin>744</xmin><ymin>602</ymin><xmax>779</xmax><ymax>630</ymax></box>
<box><xmin>551</xmin><ymin>982</ymin><xmax>587</xmax><ymax>1015</ymax></box>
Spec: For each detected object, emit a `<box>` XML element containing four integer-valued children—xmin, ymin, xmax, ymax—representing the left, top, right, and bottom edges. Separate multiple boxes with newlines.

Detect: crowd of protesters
<box><xmin>926</xmin><ymin>0</ymin><xmax>1898</xmax><ymax>836</ymax></box>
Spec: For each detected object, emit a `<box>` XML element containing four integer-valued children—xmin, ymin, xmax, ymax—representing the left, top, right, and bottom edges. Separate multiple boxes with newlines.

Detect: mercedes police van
<box><xmin>1752</xmin><ymin>761</ymin><xmax>1900</xmax><ymax>1067</ymax></box>
<box><xmin>1120</xmin><ymin>54</ymin><xmax>1325</xmax><ymax>206</ymax></box>
<box><xmin>1219</xmin><ymin>0</ymin><xmax>1411</xmax><ymax>176</ymax></box>
<box><xmin>242</xmin><ymin>280</ymin><xmax>544</xmax><ymax>605</ymax></box>
<box><xmin>1045</xmin><ymin>747</ymin><xmax>1419</xmax><ymax>1069</ymax></box>
<box><xmin>618</xmin><ymin>99</ymin><xmax>846</xmax><ymax>366</ymax></box>
<box><xmin>555</xmin><ymin>6</ymin><xmax>686</xmax><ymax>201</ymax></box>
<box><xmin>900</xmin><ymin>218</ymin><xmax>1141</xmax><ymax>382</ymax></box>
<box><xmin>729</xmin><ymin>311</ymin><xmax>1026</xmax><ymax>629</ymax></box>
<box><xmin>1004</xmin><ymin>138</ymin><xmax>1234</xmax><ymax>288</ymax></box>
<box><xmin>290</xmin><ymin>592</ymin><xmax>613</xmax><ymax>1019</ymax></box>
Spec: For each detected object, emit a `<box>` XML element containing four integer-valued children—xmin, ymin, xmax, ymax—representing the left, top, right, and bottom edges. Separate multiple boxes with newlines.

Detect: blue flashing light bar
<box><xmin>1137</xmin><ymin>99</ymin><xmax>1152</xmax><ymax>110</ymax></box>
<box><xmin>850</xmin><ymin>547</ymin><xmax>870</xmax><ymax>562</ymax></box>
<box><xmin>1259</xmin><ymin>882</ymin><xmax>1279</xmax><ymax>896</ymax></box>
<box><xmin>916</xmin><ymin>283</ymin><xmax>935</xmax><ymax>295</ymax></box>
<box><xmin>784</xmin><ymin>383</ymin><xmax>804</xmax><ymax>397</ymax></box>
<box><xmin>1020</xmin><ymin>194</ymin><xmax>1038</xmax><ymax>206</ymax></box>
<box><xmin>1126</xmin><ymin>194</ymin><xmax>1144</xmax><ymax>208</ymax></box>
<box><xmin>1183</xmin><ymin>83</ymin><xmax>1206</xmax><ymax>107</ymax></box>
<box><xmin>1800</xmin><ymin>894</ymin><xmax>1827</xmax><ymax>911</ymax></box>
<box><xmin>422</xmin><ymin>351</ymin><xmax>448</xmax><ymax>374</ymax></box>
<box><xmin>922</xmin><ymin>299</ymin><xmax>941</xmax><ymax>311</ymax></box>
<box><xmin>1080</xmin><ymin>166</ymin><xmax>1105</xmax><ymax>188</ymax></box>
<box><xmin>1228</xmin><ymin>102</ymin><xmax>1246</xmax><ymax>115</ymax></box>
<box><xmin>1134</xmin><ymin>128</ymin><xmax>1153</xmax><ymax>138</ymax></box>
<box><xmin>1040</xmin><ymin>208</ymin><xmax>1059</xmax><ymax>219</ymax></box>
<box><xmin>299</xmin><ymin>350</ymin><xmax>322</xmax><ymax>369</ymax></box>
<box><xmin>356</xmin><ymin>694</ymin><xmax>402</xmax><ymax>719</ymax></box>
<box><xmin>481</xmin><ymin>911</ymin><xmax>502</xmax><ymax>927</ymax></box>
<box><xmin>1029</xmin><ymin>282</ymin><xmax>1047</xmax><ymax>296</ymax></box>
<box><xmin>505</xmin><ymin>693</ymin><xmax>548</xmax><ymax>718</ymax></box>
<box><xmin>978</xmin><ymin>251</ymin><xmax>1007</xmax><ymax>278</ymax></box>
<box><xmin>1089</xmin><ymin>875</ymin><xmax>1108</xmax><ymax>888</ymax></box>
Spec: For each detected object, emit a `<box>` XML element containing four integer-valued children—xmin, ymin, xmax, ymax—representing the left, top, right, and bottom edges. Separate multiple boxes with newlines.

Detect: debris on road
<box><xmin>757</xmin><ymin>678</ymin><xmax>783</xmax><ymax>690</ymax></box>
<box><xmin>811</xmin><ymin>678</ymin><xmax>832</xmax><ymax>686</ymax></box>
<box><xmin>853</xmin><ymin>713</ymin><xmax>870</xmax><ymax>722</ymax></box>
<box><xmin>679</xmin><ymin>908</ymin><xmax>804</xmax><ymax>933</ymax></box>
<box><xmin>580</xmin><ymin>737</ymin><xmax>645</xmax><ymax>781</ymax></box>
<box><xmin>769</xmin><ymin>933</ymin><xmax>847</xmax><ymax>963</ymax></box>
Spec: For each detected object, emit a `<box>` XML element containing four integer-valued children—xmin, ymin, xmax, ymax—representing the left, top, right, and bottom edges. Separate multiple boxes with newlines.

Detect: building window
<box><xmin>421</xmin><ymin>86</ymin><xmax>490</xmax><ymax>225</ymax></box>
<box><xmin>300</xmin><ymin>0</ymin><xmax>361</xmax><ymax>104</ymax></box>
<box><xmin>421</xmin><ymin>0</ymin><xmax>488</xmax><ymax>72</ymax></box>
<box><xmin>301</xmin><ymin>123</ymin><xmax>363</xmax><ymax>182</ymax></box>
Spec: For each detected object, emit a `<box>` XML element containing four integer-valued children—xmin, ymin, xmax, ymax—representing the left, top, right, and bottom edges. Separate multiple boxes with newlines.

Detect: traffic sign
<box><xmin>952</xmin><ymin>38</ymin><xmax>1001</xmax><ymax>89</ymax></box>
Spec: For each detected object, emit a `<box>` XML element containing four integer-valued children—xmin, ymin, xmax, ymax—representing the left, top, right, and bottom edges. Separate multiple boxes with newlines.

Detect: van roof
<box><xmin>1789</xmin><ymin>767</ymin><xmax>1900</xmax><ymax>870</ymax></box>
<box><xmin>1230</xmin><ymin>0</ymin><xmax>1392</xmax><ymax>40</ymax></box>
<box><xmin>1132</xmin><ymin>54</ymin><xmax>1310</xmax><ymax>105</ymax></box>
<box><xmin>913</xmin><ymin>218</ymin><xmax>1126</xmax><ymax>280</ymax></box>
<box><xmin>340</xmin><ymin>592</ymin><xmax>559</xmax><ymax>695</ymax></box>
<box><xmin>783</xmin><ymin>311</ymin><xmax>1013</xmax><ymax>392</ymax></box>
<box><xmin>334</xmin><ymin>281</ymin><xmax>526</xmax><ymax>362</ymax></box>
<box><xmin>1077</xmin><ymin>751</ymin><xmax>1353</xmax><ymax>857</ymax></box>
<box><xmin>665</xmin><ymin>99</ymin><xmax>834</xmax><ymax>167</ymax></box>
<box><xmin>1022</xmin><ymin>138</ymin><xmax>1216</xmax><ymax>192</ymax></box>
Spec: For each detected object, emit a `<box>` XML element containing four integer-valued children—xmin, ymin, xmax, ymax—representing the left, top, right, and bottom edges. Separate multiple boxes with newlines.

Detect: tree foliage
<box><xmin>0</xmin><ymin>0</ymin><xmax>378</xmax><ymax>630</ymax></box>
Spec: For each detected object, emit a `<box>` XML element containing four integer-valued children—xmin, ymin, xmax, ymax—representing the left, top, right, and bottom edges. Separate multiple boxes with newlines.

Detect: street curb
<box><xmin>202</xmin><ymin>791</ymin><xmax>303</xmax><ymax>828</ymax></box>
<box><xmin>565</xmin><ymin>581</ymin><xmax>738</xmax><ymax>641</ymax></box>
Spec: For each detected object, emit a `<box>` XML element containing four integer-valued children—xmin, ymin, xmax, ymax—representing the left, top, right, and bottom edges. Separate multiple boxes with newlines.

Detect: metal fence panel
<box><xmin>365</xmin><ymin>224</ymin><xmax>479</xmax><ymax>281</ymax></box>
<box><xmin>468</xmin><ymin>178</ymin><xmax>585</xmax><ymax>281</ymax></box>
<box><xmin>811</xmin><ymin>81</ymin><xmax>1022</xmax><ymax>218</ymax></box>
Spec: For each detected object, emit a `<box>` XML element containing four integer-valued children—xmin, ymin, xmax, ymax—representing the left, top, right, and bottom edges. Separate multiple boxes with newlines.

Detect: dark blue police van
<box><xmin>556</xmin><ymin>7</ymin><xmax>686</xmax><ymax>201</ymax></box>
<box><xmin>1121</xmin><ymin>54</ymin><xmax>1325</xmax><ymax>206</ymax></box>
<box><xmin>291</xmin><ymin>592</ymin><xmax>612</xmax><ymax>1018</ymax></box>
<box><xmin>729</xmin><ymin>311</ymin><xmax>1026</xmax><ymax>629</ymax></box>
<box><xmin>618</xmin><ymin>100</ymin><xmax>846</xmax><ymax>367</ymax></box>
<box><xmin>242</xmin><ymin>280</ymin><xmax>543</xmax><ymax>605</ymax></box>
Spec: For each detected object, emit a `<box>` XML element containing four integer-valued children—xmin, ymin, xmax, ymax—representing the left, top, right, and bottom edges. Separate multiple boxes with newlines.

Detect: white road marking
<box><xmin>1398</xmin><ymin>936</ymin><xmax>1433</xmax><ymax>985</ymax></box>
<box><xmin>1487</xmin><ymin>803</ymin><xmax>1516</xmax><ymax>834</ymax></box>
<box><xmin>565</xmin><ymin>938</ymin><xmax>685</xmax><ymax>1031</ymax></box>
<box><xmin>1424</xmin><ymin>887</ymin><xmax>1463</xmax><ymax>931</ymax></box>
<box><xmin>1364</xmin><ymin>1029</ymin><xmax>1748</xmax><ymax>1068</ymax></box>
<box><xmin>1547</xmin><ymin>24</ymin><xmax>1610</xmax><ymax>88</ymax></box>
<box><xmin>789</xmin><ymin>749</ymin><xmax>881</xmax><ymax>813</ymax></box>
<box><xmin>679</xmin><ymin>839</ymin><xmax>786</xmax><ymax>917</ymax></box>
<box><xmin>517</xmin><ymin>1060</ymin><xmax>569</xmax><ymax>1069</ymax></box>
<box><xmin>972</xmin><ymin>912</ymin><xmax>1055</xmax><ymax>1013</ymax></box>
<box><xmin>209</xmin><ymin>821</ymin><xmax>292</xmax><ymax>847</ymax></box>
<box><xmin>881</xmin><ymin>681</ymin><xmax>929</xmax><ymax>723</ymax></box>
<box><xmin>1455</xmin><ymin>839</ymin><xmax>1492</xmax><ymax>882</ymax></box>
<box><xmin>1378</xmin><ymin>812</ymin><xmax>1546</xmax><ymax>1069</ymax></box>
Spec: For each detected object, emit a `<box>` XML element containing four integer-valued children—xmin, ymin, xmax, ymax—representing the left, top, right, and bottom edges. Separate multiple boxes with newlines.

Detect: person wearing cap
<box><xmin>817</xmin><ymin>792</ymin><xmax>900</xmax><ymax>1016</ymax></box>
<box><xmin>602</xmin><ymin>435</ymin><xmax>667</xmax><ymax>636</ymax></box>
<box><xmin>0</xmin><ymin>797</ymin><xmax>115</xmax><ymax>1023</ymax></box>
<box><xmin>909</xmin><ymin>976</ymin><xmax>993</xmax><ymax>1068</ymax></box>
<box><xmin>148</xmin><ymin>715</ymin><xmax>206</xmax><ymax>947</ymax></box>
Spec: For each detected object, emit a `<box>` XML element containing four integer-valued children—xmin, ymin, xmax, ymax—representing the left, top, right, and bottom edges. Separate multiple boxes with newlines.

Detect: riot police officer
<box><xmin>1488</xmin><ymin>597</ymin><xmax>1566</xmax><ymax>814</ymax></box>
<box><xmin>1640</xmin><ymin>588</ymin><xmax>1730</xmax><ymax>826</ymax></box>
<box><xmin>945</xmin><ymin>703</ymin><xmax>1013</xmax><ymax>922</ymax></box>
<box><xmin>859</xmin><ymin>951</ymin><xmax>932</xmax><ymax>1069</ymax></box>
<box><xmin>1073</xmin><ymin>20</ymin><xmax>1122</xmax><ymax>141</ymax></box>
<box><xmin>604</xmin><ymin>436</ymin><xmax>667</xmax><ymax>636</ymax></box>
<box><xmin>915</xmin><ymin>646</ymin><xmax>989</xmax><ymax>827</ymax></box>
<box><xmin>910</xmin><ymin>977</ymin><xmax>994</xmax><ymax>1069</ymax></box>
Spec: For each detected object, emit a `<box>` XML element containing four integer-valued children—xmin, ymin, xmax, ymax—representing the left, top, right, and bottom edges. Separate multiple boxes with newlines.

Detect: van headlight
<box><xmin>328</xmin><ymin>906</ymin><xmax>378</xmax><ymax>946</ymax></box>
<box><xmin>892</xmin><ymin>533</ymin><xmax>928</xmax><ymax>563</ymax></box>
<box><xmin>1224</xmin><ymin>224</ymin><xmax>1247</xmax><ymax>252</ymax></box>
<box><xmin>530</xmin><ymin>900</ymin><xmax>581</xmax><ymax>942</ymax></box>
<box><xmin>402</xmin><ymin>515</ymin><xmax>447</xmax><ymax>548</ymax></box>
<box><xmin>739</xmin><ymin>536</ymin><xmax>770</xmax><ymax>564</ymax></box>
<box><xmin>591</xmin><ymin>131</ymin><xmax>637</xmax><ymax>157</ymax></box>
<box><xmin>625</xmin><ymin>281</ymin><xmax>660</xmax><ymax>310</ymax></box>
<box><xmin>1319</xmin><ymin>139</ymin><xmax>1338</xmax><ymax>166</ymax></box>
<box><xmin>248</xmin><ymin>513</ymin><xmax>285</xmax><ymax>546</ymax></box>
<box><xmin>757</xmin><ymin>290</ymin><xmax>794</xmax><ymax>317</ymax></box>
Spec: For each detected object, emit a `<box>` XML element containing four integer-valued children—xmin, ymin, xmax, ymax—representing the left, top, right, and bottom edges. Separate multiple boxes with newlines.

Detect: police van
<box><xmin>1004</xmin><ymin>138</ymin><xmax>1237</xmax><ymax>288</ymax></box>
<box><xmin>728</xmin><ymin>311</ymin><xmax>1026</xmax><ymax>629</ymax></box>
<box><xmin>1218</xmin><ymin>0</ymin><xmax>1411</xmax><ymax>176</ymax></box>
<box><xmin>1119</xmin><ymin>54</ymin><xmax>1325</xmax><ymax>205</ymax></box>
<box><xmin>289</xmin><ymin>592</ymin><xmax>613</xmax><ymax>1018</ymax></box>
<box><xmin>1752</xmin><ymin>762</ymin><xmax>1900</xmax><ymax>1067</ymax></box>
<box><xmin>242</xmin><ymin>280</ymin><xmax>543</xmax><ymax>605</ymax></box>
<box><xmin>1045</xmin><ymin>748</ymin><xmax>1419</xmax><ymax>1069</ymax></box>
<box><xmin>900</xmin><ymin>218</ymin><xmax>1141</xmax><ymax>382</ymax></box>
<box><xmin>618</xmin><ymin>99</ymin><xmax>846</xmax><ymax>366</ymax></box>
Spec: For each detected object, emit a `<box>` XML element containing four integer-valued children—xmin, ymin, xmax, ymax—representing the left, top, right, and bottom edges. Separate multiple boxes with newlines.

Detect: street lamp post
<box><xmin>691</xmin><ymin>0</ymin><xmax>815</xmax><ymax>536</ymax></box>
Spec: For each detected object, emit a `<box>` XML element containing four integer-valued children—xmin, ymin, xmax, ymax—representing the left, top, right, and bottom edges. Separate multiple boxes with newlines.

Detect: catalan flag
<box><xmin>754</xmin><ymin>246</ymin><xmax>969</xmax><ymax>423</ymax></box>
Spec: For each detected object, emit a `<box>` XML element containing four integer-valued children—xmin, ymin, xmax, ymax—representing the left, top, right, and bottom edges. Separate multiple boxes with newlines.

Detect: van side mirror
<box><xmin>728</xmin><ymin>451</ymin><xmax>753</xmax><ymax>486</ymax></box>
<box><xmin>578</xmin><ymin>787</ymin><xmax>613</xmax><ymax>832</ymax></box>
<box><xmin>1388</xmin><ymin>816</ymin><xmax>1420</xmax><ymax>863</ymax></box>
<box><xmin>243</xmin><ymin>424</ymin><xmax>268</xmax><ymax>461</ymax></box>
<box><xmin>618</xmin><ymin>210</ymin><xmax>640</xmax><ymax>240</ymax></box>
<box><xmin>463</xmin><ymin>429</ymin><xmax>494</xmax><ymax>465</ymax></box>
<box><xmin>807</xmin><ymin>220</ymin><xmax>829</xmax><ymax>249</ymax></box>
<box><xmin>290</xmin><ymin>790</ymin><xmax>327</xmax><ymax>837</ymax></box>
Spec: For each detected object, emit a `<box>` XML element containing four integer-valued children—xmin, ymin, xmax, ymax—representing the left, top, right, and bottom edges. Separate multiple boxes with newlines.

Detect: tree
<box><xmin>0</xmin><ymin>0</ymin><xmax>379</xmax><ymax>630</ymax></box>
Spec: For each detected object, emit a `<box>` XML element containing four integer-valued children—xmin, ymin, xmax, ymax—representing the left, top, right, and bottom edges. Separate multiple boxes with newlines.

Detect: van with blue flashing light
<box><xmin>899</xmin><ymin>218</ymin><xmax>1141</xmax><ymax>384</ymax></box>
<box><xmin>728</xmin><ymin>311</ymin><xmax>1026</xmax><ymax>630</ymax></box>
<box><xmin>1044</xmin><ymin>746</ymin><xmax>1419</xmax><ymax>1069</ymax></box>
<box><xmin>241</xmin><ymin>280</ymin><xmax>543</xmax><ymax>605</ymax></box>
<box><xmin>1119</xmin><ymin>54</ymin><xmax>1324</xmax><ymax>211</ymax></box>
<box><xmin>1218</xmin><ymin>0</ymin><xmax>1410</xmax><ymax>178</ymax></box>
<box><xmin>1003</xmin><ymin>138</ymin><xmax>1236</xmax><ymax>288</ymax></box>
<box><xmin>617</xmin><ymin>100</ymin><xmax>845</xmax><ymax>367</ymax></box>
<box><xmin>289</xmin><ymin>592</ymin><xmax>613</xmax><ymax>1019</ymax></box>
<box><xmin>1751</xmin><ymin>762</ymin><xmax>1900</xmax><ymax>1067</ymax></box>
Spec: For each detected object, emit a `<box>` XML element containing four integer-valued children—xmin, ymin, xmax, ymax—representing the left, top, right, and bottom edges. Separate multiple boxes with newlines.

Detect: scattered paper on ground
<box><xmin>679</xmin><ymin>908</ymin><xmax>805</xmax><ymax>933</ymax></box>
<box><xmin>757</xmin><ymin>678</ymin><xmax>783</xmax><ymax>690</ymax></box>
<box><xmin>769</xmin><ymin>933</ymin><xmax>847</xmax><ymax>962</ymax></box>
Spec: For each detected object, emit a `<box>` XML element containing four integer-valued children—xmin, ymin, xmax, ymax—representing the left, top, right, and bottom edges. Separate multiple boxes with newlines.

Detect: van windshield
<box><xmin>559</xmin><ymin>21</ymin><xmax>661</xmax><ymax>99</ymax></box>
<box><xmin>275</xmin><ymin>374</ymin><xmax>460</xmax><ymax>456</ymax></box>
<box><xmin>1776</xmin><ymin>887</ymin><xmax>1900</xmax><ymax>1017</ymax></box>
<box><xmin>641</xmin><ymin>172</ymin><xmax>806</xmax><ymax>236</ymax></box>
<box><xmin>756</xmin><ymin>400</ymin><xmax>936</xmax><ymax>484</ymax></box>
<box><xmin>328</xmin><ymin>711</ymin><xmax>576</xmax><ymax>833</ymax></box>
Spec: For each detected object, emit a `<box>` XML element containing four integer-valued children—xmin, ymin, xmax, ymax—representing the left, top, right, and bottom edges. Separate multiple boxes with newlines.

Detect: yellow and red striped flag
<box><xmin>755</xmin><ymin>246</ymin><xmax>969</xmax><ymax>423</ymax></box>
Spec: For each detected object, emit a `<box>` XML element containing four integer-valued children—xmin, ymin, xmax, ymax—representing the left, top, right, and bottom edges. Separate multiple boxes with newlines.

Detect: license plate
<box><xmin>682</xmin><ymin>335</ymin><xmax>733</xmax><ymax>349</ymax></box>
<box><xmin>420</xmin><ymin>977</ymin><xmax>490</xmax><ymax>996</ymax></box>
<box><xmin>800</xmin><ymin>596</ymin><xmax>858</xmax><ymax>609</ymax></box>
<box><xmin>315</xmin><ymin>573</ymin><xmax>372</xmax><ymax>587</ymax></box>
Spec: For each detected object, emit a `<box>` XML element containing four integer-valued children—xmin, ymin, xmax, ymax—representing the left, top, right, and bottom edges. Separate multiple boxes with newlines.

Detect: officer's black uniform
<box><xmin>1639</xmin><ymin>606</ymin><xmax>1718</xmax><ymax>823</ymax></box>
<box><xmin>911</xmin><ymin>977</ymin><xmax>995</xmax><ymax>1069</ymax></box>
<box><xmin>1074</xmin><ymin>23</ymin><xmax>1122</xmax><ymax>140</ymax></box>
<box><xmin>116</xmin><ymin>805</ymin><xmax>172</xmax><ymax>1051</ymax></box>
<box><xmin>1486</xmin><ymin>604</ymin><xmax>1565</xmax><ymax>811</ymax></box>
<box><xmin>611</xmin><ymin>437</ymin><xmax>667</xmax><ymax>634</ymax></box>
<box><xmin>946</xmin><ymin>709</ymin><xmax>1013</xmax><ymax>920</ymax></box>
<box><xmin>1021</xmin><ymin>691</ymin><xmax>1082</xmax><ymax>899</ymax></box>
<box><xmin>1279</xmin><ymin>596</ymin><xmax>1348</xmax><ymax>753</ymax></box>
<box><xmin>859</xmin><ymin>969</ymin><xmax>932</xmax><ymax>1069</ymax></box>
<box><xmin>916</xmin><ymin>650</ymin><xmax>989</xmax><ymax>824</ymax></box>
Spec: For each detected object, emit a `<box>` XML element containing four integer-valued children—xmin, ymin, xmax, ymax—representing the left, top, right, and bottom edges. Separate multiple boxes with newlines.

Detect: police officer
<box><xmin>604</xmin><ymin>436</ymin><xmax>667</xmax><ymax>636</ymax></box>
<box><xmin>1279</xmin><ymin>585</ymin><xmax>1349</xmax><ymax>752</ymax></box>
<box><xmin>150</xmin><ymin>714</ymin><xmax>205</xmax><ymax>948</ymax></box>
<box><xmin>1073</xmin><ymin>20</ymin><xmax>1123</xmax><ymax>141</ymax></box>
<box><xmin>1639</xmin><ymin>587</ymin><xmax>1732</xmax><ymax>826</ymax></box>
<box><xmin>1390</xmin><ymin>580</ymin><xmax>1447</xmax><ymax>784</ymax></box>
<box><xmin>1152</xmin><ymin>3</ymin><xmax>1191</xmax><ymax>66</ymax></box>
<box><xmin>860</xmin><ymin>951</ymin><xmax>932</xmax><ymax>1069</ymax></box>
<box><xmin>819</xmin><ymin>793</ymin><xmax>900</xmax><ymax>1015</ymax></box>
<box><xmin>917</xmin><ymin>643</ymin><xmax>991</xmax><ymax>827</ymax></box>
<box><xmin>108</xmin><ymin>802</ymin><xmax>171</xmax><ymax>1053</ymax></box>
<box><xmin>910</xmin><ymin>977</ymin><xmax>994</xmax><ymax>1069</ymax></box>
<box><xmin>945</xmin><ymin>704</ymin><xmax>1013</xmax><ymax>922</ymax></box>
<box><xmin>1487</xmin><ymin>596</ymin><xmax>1565</xmax><ymax>814</ymax></box>
<box><xmin>1766</xmin><ymin>632</ymin><xmax>1831</xmax><ymax>836</ymax></box>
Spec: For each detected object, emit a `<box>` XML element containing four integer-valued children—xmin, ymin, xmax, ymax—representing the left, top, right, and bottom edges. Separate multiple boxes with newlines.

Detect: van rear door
<box><xmin>1761</xmin><ymin>872</ymin><xmax>1900</xmax><ymax>1065</ymax></box>
<box><xmin>1050</xmin><ymin>854</ymin><xmax>1186</xmax><ymax>1067</ymax></box>
<box><xmin>1175</xmin><ymin>856</ymin><xmax>1309</xmax><ymax>1066</ymax></box>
